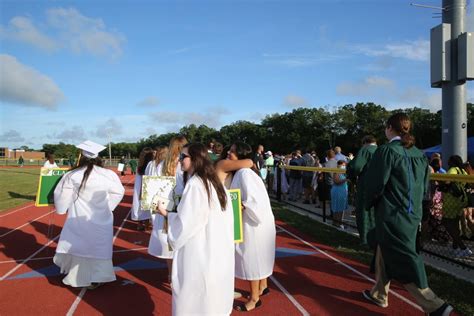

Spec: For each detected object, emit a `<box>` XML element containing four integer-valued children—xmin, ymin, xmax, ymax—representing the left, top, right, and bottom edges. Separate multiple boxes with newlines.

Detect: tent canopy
<box><xmin>423</xmin><ymin>137</ymin><xmax>474</xmax><ymax>159</ymax></box>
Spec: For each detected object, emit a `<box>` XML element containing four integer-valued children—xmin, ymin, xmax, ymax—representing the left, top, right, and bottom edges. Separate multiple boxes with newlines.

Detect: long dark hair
<box><xmin>138</xmin><ymin>147</ymin><xmax>154</xmax><ymax>175</ymax></box>
<box><xmin>185</xmin><ymin>143</ymin><xmax>227</xmax><ymax>210</ymax></box>
<box><xmin>386</xmin><ymin>112</ymin><xmax>415</xmax><ymax>148</ymax></box>
<box><xmin>69</xmin><ymin>155</ymin><xmax>104</xmax><ymax>193</ymax></box>
<box><xmin>233</xmin><ymin>141</ymin><xmax>259</xmax><ymax>175</ymax></box>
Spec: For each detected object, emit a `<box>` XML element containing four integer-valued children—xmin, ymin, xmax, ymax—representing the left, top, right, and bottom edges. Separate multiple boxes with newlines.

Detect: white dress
<box><xmin>53</xmin><ymin>166</ymin><xmax>125</xmax><ymax>287</ymax></box>
<box><xmin>130</xmin><ymin>173</ymin><xmax>151</xmax><ymax>221</ymax></box>
<box><xmin>168</xmin><ymin>176</ymin><xmax>234</xmax><ymax>316</ymax></box>
<box><xmin>148</xmin><ymin>161</ymin><xmax>184</xmax><ymax>259</ymax></box>
<box><xmin>43</xmin><ymin>161</ymin><xmax>58</xmax><ymax>168</ymax></box>
<box><xmin>231</xmin><ymin>168</ymin><xmax>276</xmax><ymax>280</ymax></box>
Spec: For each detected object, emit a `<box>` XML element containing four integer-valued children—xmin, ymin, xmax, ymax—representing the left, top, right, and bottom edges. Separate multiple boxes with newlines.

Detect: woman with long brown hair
<box><xmin>155</xmin><ymin>143</ymin><xmax>234</xmax><ymax>315</ymax></box>
<box><xmin>145</xmin><ymin>145</ymin><xmax>169</xmax><ymax>176</ymax></box>
<box><xmin>362</xmin><ymin>113</ymin><xmax>452</xmax><ymax>315</ymax></box>
<box><xmin>229</xmin><ymin>141</ymin><xmax>276</xmax><ymax>312</ymax></box>
<box><xmin>148</xmin><ymin>136</ymin><xmax>187</xmax><ymax>282</ymax></box>
<box><xmin>130</xmin><ymin>147</ymin><xmax>154</xmax><ymax>231</ymax></box>
<box><xmin>53</xmin><ymin>141</ymin><xmax>125</xmax><ymax>289</ymax></box>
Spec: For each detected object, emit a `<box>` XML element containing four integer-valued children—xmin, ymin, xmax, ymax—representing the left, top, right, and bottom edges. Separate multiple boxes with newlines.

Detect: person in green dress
<box><xmin>362</xmin><ymin>113</ymin><xmax>453</xmax><ymax>316</ymax></box>
<box><xmin>128</xmin><ymin>159</ymin><xmax>138</xmax><ymax>175</ymax></box>
<box><xmin>347</xmin><ymin>135</ymin><xmax>377</xmax><ymax>246</ymax></box>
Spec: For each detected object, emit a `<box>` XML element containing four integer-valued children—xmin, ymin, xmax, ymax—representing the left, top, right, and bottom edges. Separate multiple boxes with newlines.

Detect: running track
<box><xmin>0</xmin><ymin>173</ymin><xmax>428</xmax><ymax>315</ymax></box>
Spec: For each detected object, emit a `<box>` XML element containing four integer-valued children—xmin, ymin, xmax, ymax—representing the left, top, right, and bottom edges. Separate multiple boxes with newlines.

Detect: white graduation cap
<box><xmin>76</xmin><ymin>140</ymin><xmax>106</xmax><ymax>159</ymax></box>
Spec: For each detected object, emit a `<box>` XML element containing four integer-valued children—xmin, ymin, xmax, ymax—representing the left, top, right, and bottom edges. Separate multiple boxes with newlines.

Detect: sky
<box><xmin>1</xmin><ymin>0</ymin><xmax>473</xmax><ymax>149</ymax></box>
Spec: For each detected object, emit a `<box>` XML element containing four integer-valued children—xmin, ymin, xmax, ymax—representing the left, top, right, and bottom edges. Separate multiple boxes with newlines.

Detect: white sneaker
<box><xmin>456</xmin><ymin>248</ymin><xmax>473</xmax><ymax>257</ymax></box>
<box><xmin>338</xmin><ymin>225</ymin><xmax>345</xmax><ymax>230</ymax></box>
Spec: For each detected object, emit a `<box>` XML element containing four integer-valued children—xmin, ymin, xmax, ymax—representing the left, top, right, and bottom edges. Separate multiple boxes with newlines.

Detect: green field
<box><xmin>0</xmin><ymin>168</ymin><xmax>41</xmax><ymax>211</ymax></box>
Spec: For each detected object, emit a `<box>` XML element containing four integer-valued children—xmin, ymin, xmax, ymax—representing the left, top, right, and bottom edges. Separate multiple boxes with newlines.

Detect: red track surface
<box><xmin>0</xmin><ymin>173</ymin><xmax>429</xmax><ymax>315</ymax></box>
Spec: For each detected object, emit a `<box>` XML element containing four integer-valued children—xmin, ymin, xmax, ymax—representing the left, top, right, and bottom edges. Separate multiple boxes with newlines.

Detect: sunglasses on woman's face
<box><xmin>179</xmin><ymin>153</ymin><xmax>190</xmax><ymax>162</ymax></box>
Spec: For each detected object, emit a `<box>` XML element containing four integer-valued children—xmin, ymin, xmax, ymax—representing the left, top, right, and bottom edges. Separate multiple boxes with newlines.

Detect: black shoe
<box><xmin>429</xmin><ymin>303</ymin><xmax>453</xmax><ymax>316</ymax></box>
<box><xmin>303</xmin><ymin>200</ymin><xmax>310</xmax><ymax>204</ymax></box>
<box><xmin>261</xmin><ymin>287</ymin><xmax>270</xmax><ymax>296</ymax></box>
<box><xmin>235</xmin><ymin>300</ymin><xmax>262</xmax><ymax>312</ymax></box>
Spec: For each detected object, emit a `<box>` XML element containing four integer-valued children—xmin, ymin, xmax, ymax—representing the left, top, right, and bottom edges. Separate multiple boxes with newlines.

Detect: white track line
<box><xmin>0</xmin><ymin>247</ymin><xmax>148</xmax><ymax>264</ymax></box>
<box><xmin>66</xmin><ymin>177</ymin><xmax>134</xmax><ymax>316</ymax></box>
<box><xmin>0</xmin><ymin>210</ymin><xmax>56</xmax><ymax>238</ymax></box>
<box><xmin>0</xmin><ymin>203</ymin><xmax>34</xmax><ymax>218</ymax></box>
<box><xmin>0</xmin><ymin>235</ymin><xmax>59</xmax><ymax>281</ymax></box>
<box><xmin>270</xmin><ymin>275</ymin><xmax>310</xmax><ymax>316</ymax></box>
<box><xmin>276</xmin><ymin>224</ymin><xmax>424</xmax><ymax>312</ymax></box>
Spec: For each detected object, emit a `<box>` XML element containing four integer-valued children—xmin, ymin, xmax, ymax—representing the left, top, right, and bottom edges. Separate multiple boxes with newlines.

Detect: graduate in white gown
<box><xmin>148</xmin><ymin>136</ymin><xmax>187</xmax><ymax>283</ymax></box>
<box><xmin>155</xmin><ymin>143</ymin><xmax>235</xmax><ymax>316</ymax></box>
<box><xmin>43</xmin><ymin>153</ymin><xmax>58</xmax><ymax>169</ymax></box>
<box><xmin>229</xmin><ymin>142</ymin><xmax>276</xmax><ymax>312</ymax></box>
<box><xmin>144</xmin><ymin>145</ymin><xmax>168</xmax><ymax>176</ymax></box>
<box><xmin>53</xmin><ymin>140</ymin><xmax>125</xmax><ymax>289</ymax></box>
<box><xmin>130</xmin><ymin>147</ymin><xmax>154</xmax><ymax>231</ymax></box>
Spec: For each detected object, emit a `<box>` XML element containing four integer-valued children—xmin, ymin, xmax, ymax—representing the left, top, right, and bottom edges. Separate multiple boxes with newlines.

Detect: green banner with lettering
<box><xmin>35</xmin><ymin>168</ymin><xmax>69</xmax><ymax>207</ymax></box>
<box><xmin>229</xmin><ymin>189</ymin><xmax>243</xmax><ymax>243</ymax></box>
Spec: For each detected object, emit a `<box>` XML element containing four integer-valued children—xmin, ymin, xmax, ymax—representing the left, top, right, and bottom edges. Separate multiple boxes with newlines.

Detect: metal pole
<box><xmin>442</xmin><ymin>0</ymin><xmax>468</xmax><ymax>161</ymax></box>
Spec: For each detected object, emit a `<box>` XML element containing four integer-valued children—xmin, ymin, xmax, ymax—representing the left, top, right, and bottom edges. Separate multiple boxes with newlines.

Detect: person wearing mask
<box><xmin>362</xmin><ymin>113</ymin><xmax>453</xmax><ymax>316</ymax></box>
<box><xmin>154</xmin><ymin>143</ymin><xmax>234</xmax><ymax>315</ymax></box>
<box><xmin>346</xmin><ymin>135</ymin><xmax>377</xmax><ymax>246</ymax></box>
<box><xmin>53</xmin><ymin>140</ymin><xmax>125</xmax><ymax>289</ymax></box>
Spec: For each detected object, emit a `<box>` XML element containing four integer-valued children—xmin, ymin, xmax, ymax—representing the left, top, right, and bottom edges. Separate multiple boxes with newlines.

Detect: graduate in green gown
<box><xmin>128</xmin><ymin>159</ymin><xmax>137</xmax><ymax>175</ymax></box>
<box><xmin>362</xmin><ymin>113</ymin><xmax>452</xmax><ymax>316</ymax></box>
<box><xmin>346</xmin><ymin>135</ymin><xmax>377</xmax><ymax>246</ymax></box>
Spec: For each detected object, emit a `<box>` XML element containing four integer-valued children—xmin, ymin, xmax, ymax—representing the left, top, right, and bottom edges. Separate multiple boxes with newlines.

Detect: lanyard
<box><xmin>403</xmin><ymin>149</ymin><xmax>414</xmax><ymax>214</ymax></box>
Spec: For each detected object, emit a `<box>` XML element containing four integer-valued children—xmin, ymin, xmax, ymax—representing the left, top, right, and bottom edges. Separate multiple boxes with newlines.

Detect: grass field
<box><xmin>0</xmin><ymin>168</ymin><xmax>40</xmax><ymax>211</ymax></box>
<box><xmin>271</xmin><ymin>201</ymin><xmax>474</xmax><ymax>316</ymax></box>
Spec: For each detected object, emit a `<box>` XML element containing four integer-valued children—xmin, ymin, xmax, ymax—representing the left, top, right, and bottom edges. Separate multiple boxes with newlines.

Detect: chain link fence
<box><xmin>272</xmin><ymin>164</ymin><xmax>474</xmax><ymax>270</ymax></box>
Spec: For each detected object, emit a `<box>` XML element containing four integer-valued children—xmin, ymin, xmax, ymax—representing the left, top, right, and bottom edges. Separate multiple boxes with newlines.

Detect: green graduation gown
<box><xmin>363</xmin><ymin>140</ymin><xmax>429</xmax><ymax>289</ymax></box>
<box><xmin>129</xmin><ymin>159</ymin><xmax>138</xmax><ymax>174</ymax></box>
<box><xmin>347</xmin><ymin>144</ymin><xmax>377</xmax><ymax>245</ymax></box>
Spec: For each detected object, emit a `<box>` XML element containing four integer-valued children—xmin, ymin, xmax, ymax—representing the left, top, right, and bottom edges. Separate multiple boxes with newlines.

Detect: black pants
<box><xmin>442</xmin><ymin>217</ymin><xmax>466</xmax><ymax>250</ymax></box>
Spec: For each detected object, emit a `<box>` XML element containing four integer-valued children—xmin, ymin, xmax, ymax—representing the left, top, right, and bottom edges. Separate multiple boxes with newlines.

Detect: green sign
<box><xmin>229</xmin><ymin>189</ymin><xmax>243</xmax><ymax>243</ymax></box>
<box><xmin>35</xmin><ymin>168</ymin><xmax>69</xmax><ymax>207</ymax></box>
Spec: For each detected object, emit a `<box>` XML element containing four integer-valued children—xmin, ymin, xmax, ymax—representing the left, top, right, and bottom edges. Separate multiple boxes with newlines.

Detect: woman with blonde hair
<box><xmin>148</xmin><ymin>135</ymin><xmax>188</xmax><ymax>283</ymax></box>
<box><xmin>145</xmin><ymin>145</ymin><xmax>169</xmax><ymax>176</ymax></box>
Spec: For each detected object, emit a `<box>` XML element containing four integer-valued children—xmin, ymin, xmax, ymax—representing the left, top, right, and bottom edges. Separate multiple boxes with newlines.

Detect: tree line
<box><xmin>41</xmin><ymin>102</ymin><xmax>474</xmax><ymax>158</ymax></box>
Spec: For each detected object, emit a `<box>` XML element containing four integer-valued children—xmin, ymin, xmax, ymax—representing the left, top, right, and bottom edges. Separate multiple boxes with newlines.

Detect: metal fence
<box><xmin>0</xmin><ymin>158</ymin><xmax>130</xmax><ymax>168</ymax></box>
<box><xmin>274</xmin><ymin>164</ymin><xmax>474</xmax><ymax>270</ymax></box>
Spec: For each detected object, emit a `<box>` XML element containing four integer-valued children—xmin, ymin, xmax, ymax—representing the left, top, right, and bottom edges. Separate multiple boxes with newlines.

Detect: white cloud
<box><xmin>149</xmin><ymin>107</ymin><xmax>228</xmax><ymax>128</ymax></box>
<box><xmin>137</xmin><ymin>96</ymin><xmax>159</xmax><ymax>107</ymax></box>
<box><xmin>54</xmin><ymin>125</ymin><xmax>86</xmax><ymax>142</ymax></box>
<box><xmin>263</xmin><ymin>53</ymin><xmax>346</xmax><ymax>67</ymax></box>
<box><xmin>0</xmin><ymin>7</ymin><xmax>125</xmax><ymax>59</ymax></box>
<box><xmin>1</xmin><ymin>129</ymin><xmax>25</xmax><ymax>142</ymax></box>
<box><xmin>283</xmin><ymin>95</ymin><xmax>309</xmax><ymax>108</ymax></box>
<box><xmin>0</xmin><ymin>16</ymin><xmax>57</xmax><ymax>52</ymax></box>
<box><xmin>336</xmin><ymin>76</ymin><xmax>395</xmax><ymax>96</ymax></box>
<box><xmin>0</xmin><ymin>54</ymin><xmax>64</xmax><ymax>109</ymax></box>
<box><xmin>46</xmin><ymin>7</ymin><xmax>125</xmax><ymax>59</ymax></box>
<box><xmin>355</xmin><ymin>40</ymin><xmax>430</xmax><ymax>62</ymax></box>
<box><xmin>95</xmin><ymin>118</ymin><xmax>123</xmax><ymax>138</ymax></box>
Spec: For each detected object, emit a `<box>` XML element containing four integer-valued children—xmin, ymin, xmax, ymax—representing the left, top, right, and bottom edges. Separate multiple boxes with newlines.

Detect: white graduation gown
<box><xmin>231</xmin><ymin>168</ymin><xmax>276</xmax><ymax>280</ymax></box>
<box><xmin>43</xmin><ymin>161</ymin><xmax>58</xmax><ymax>168</ymax></box>
<box><xmin>144</xmin><ymin>160</ymin><xmax>160</xmax><ymax>176</ymax></box>
<box><xmin>148</xmin><ymin>161</ymin><xmax>184</xmax><ymax>259</ymax></box>
<box><xmin>168</xmin><ymin>176</ymin><xmax>234</xmax><ymax>316</ymax></box>
<box><xmin>130</xmin><ymin>173</ymin><xmax>152</xmax><ymax>221</ymax></box>
<box><xmin>53</xmin><ymin>166</ymin><xmax>125</xmax><ymax>287</ymax></box>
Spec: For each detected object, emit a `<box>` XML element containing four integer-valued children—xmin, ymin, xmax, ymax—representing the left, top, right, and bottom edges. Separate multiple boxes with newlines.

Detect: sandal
<box><xmin>235</xmin><ymin>300</ymin><xmax>262</xmax><ymax>312</ymax></box>
<box><xmin>86</xmin><ymin>282</ymin><xmax>103</xmax><ymax>290</ymax></box>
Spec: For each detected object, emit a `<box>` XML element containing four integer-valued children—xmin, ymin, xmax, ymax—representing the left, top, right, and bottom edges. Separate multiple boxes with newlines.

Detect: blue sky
<box><xmin>1</xmin><ymin>0</ymin><xmax>473</xmax><ymax>149</ymax></box>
